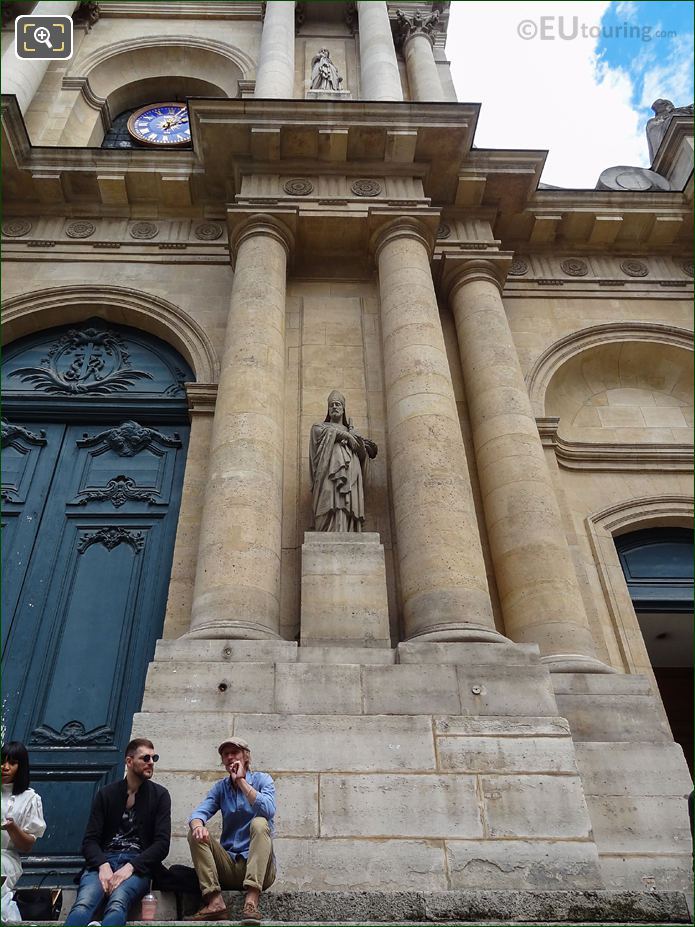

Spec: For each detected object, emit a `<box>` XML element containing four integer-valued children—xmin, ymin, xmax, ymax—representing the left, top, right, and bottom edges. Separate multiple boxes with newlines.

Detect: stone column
<box><xmin>1</xmin><ymin>1</ymin><xmax>79</xmax><ymax>114</ymax></box>
<box><xmin>254</xmin><ymin>0</ymin><xmax>295</xmax><ymax>99</ymax></box>
<box><xmin>357</xmin><ymin>0</ymin><xmax>403</xmax><ymax>102</ymax></box>
<box><xmin>189</xmin><ymin>217</ymin><xmax>293</xmax><ymax>640</ymax></box>
<box><xmin>401</xmin><ymin>22</ymin><xmax>444</xmax><ymax>101</ymax></box>
<box><xmin>373</xmin><ymin>219</ymin><xmax>504</xmax><ymax>643</ymax></box>
<box><xmin>447</xmin><ymin>261</ymin><xmax>613</xmax><ymax>672</ymax></box>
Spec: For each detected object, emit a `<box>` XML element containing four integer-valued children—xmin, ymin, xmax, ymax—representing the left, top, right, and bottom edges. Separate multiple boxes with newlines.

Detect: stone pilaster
<box><xmin>357</xmin><ymin>0</ymin><xmax>403</xmax><ymax>102</ymax></box>
<box><xmin>255</xmin><ymin>0</ymin><xmax>295</xmax><ymax>99</ymax></box>
<box><xmin>0</xmin><ymin>1</ymin><xmax>79</xmax><ymax>114</ymax></box>
<box><xmin>372</xmin><ymin>219</ymin><xmax>504</xmax><ymax>643</ymax></box>
<box><xmin>446</xmin><ymin>259</ymin><xmax>613</xmax><ymax>672</ymax></box>
<box><xmin>189</xmin><ymin>216</ymin><xmax>293</xmax><ymax>640</ymax></box>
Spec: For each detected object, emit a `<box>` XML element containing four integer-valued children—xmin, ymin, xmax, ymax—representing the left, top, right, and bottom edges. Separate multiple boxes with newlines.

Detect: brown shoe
<box><xmin>184</xmin><ymin>906</ymin><xmax>229</xmax><ymax>922</ymax></box>
<box><xmin>240</xmin><ymin>900</ymin><xmax>261</xmax><ymax>926</ymax></box>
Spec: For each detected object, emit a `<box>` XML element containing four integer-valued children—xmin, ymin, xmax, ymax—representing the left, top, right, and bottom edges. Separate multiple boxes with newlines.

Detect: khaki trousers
<box><xmin>187</xmin><ymin>817</ymin><xmax>276</xmax><ymax>896</ymax></box>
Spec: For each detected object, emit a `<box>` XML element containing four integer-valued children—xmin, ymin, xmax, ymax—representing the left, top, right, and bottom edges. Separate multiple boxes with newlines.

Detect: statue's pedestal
<box><xmin>300</xmin><ymin>531</ymin><xmax>391</xmax><ymax>647</ymax></box>
<box><xmin>305</xmin><ymin>89</ymin><xmax>352</xmax><ymax>101</ymax></box>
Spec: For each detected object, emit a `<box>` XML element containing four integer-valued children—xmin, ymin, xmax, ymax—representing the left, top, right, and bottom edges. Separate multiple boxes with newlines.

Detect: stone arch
<box><xmin>526</xmin><ymin>322</ymin><xmax>693</xmax><ymax>416</ymax></box>
<box><xmin>586</xmin><ymin>494</ymin><xmax>693</xmax><ymax>675</ymax></box>
<box><xmin>60</xmin><ymin>35</ymin><xmax>255</xmax><ymax>145</ymax></box>
<box><xmin>1</xmin><ymin>285</ymin><xmax>219</xmax><ymax>384</ymax></box>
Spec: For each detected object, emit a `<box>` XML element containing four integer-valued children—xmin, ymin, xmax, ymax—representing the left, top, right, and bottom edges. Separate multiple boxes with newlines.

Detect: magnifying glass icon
<box><xmin>33</xmin><ymin>26</ymin><xmax>53</xmax><ymax>49</ymax></box>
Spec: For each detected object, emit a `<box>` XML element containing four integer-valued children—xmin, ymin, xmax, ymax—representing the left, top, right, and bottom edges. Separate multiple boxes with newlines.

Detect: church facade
<box><xmin>1</xmin><ymin>1</ymin><xmax>692</xmax><ymax>919</ymax></box>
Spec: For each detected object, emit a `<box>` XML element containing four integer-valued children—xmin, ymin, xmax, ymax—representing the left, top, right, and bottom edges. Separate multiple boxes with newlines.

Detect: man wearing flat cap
<box><xmin>185</xmin><ymin>736</ymin><xmax>276</xmax><ymax>925</ymax></box>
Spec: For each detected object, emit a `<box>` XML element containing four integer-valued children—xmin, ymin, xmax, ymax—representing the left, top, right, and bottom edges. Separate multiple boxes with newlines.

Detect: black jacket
<box><xmin>81</xmin><ymin>777</ymin><xmax>171</xmax><ymax>877</ymax></box>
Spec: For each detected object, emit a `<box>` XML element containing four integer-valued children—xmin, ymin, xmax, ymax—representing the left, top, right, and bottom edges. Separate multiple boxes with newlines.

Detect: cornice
<box><xmin>537</xmin><ymin>418</ymin><xmax>693</xmax><ymax>472</ymax></box>
<box><xmin>97</xmin><ymin>2</ymin><xmax>262</xmax><ymax>19</ymax></box>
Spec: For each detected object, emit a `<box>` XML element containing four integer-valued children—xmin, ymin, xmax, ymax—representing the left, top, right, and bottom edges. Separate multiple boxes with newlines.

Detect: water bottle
<box><xmin>141</xmin><ymin>892</ymin><xmax>157</xmax><ymax>921</ymax></box>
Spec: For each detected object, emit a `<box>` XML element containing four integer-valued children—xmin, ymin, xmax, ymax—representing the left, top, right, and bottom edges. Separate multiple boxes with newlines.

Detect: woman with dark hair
<box><xmin>1</xmin><ymin>742</ymin><xmax>46</xmax><ymax>924</ymax></box>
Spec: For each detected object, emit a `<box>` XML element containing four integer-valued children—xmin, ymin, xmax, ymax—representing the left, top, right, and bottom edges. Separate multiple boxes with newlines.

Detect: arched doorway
<box><xmin>1</xmin><ymin>318</ymin><xmax>192</xmax><ymax>881</ymax></box>
<box><xmin>615</xmin><ymin>527</ymin><xmax>694</xmax><ymax>775</ymax></box>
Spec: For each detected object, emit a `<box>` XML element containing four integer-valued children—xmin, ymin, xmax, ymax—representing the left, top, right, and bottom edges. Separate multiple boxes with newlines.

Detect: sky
<box><xmin>446</xmin><ymin>1</ymin><xmax>694</xmax><ymax>188</ymax></box>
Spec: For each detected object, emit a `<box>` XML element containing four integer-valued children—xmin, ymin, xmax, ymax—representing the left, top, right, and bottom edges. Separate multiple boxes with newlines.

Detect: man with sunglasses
<box><xmin>64</xmin><ymin>738</ymin><xmax>171</xmax><ymax>926</ymax></box>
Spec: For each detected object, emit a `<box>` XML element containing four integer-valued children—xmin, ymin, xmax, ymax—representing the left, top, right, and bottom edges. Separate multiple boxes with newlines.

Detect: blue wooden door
<box><xmin>1</xmin><ymin>320</ymin><xmax>192</xmax><ymax>880</ymax></box>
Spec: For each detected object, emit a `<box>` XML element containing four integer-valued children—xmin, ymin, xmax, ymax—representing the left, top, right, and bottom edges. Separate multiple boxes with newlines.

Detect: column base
<box><xmin>406</xmin><ymin>622</ymin><xmax>510</xmax><ymax>644</ymax></box>
<box><xmin>540</xmin><ymin>653</ymin><xmax>618</xmax><ymax>674</ymax></box>
<box><xmin>184</xmin><ymin>621</ymin><xmax>283</xmax><ymax>641</ymax></box>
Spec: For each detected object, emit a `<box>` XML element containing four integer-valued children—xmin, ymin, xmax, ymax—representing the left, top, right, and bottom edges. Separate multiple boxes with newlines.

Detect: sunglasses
<box><xmin>137</xmin><ymin>754</ymin><xmax>159</xmax><ymax>764</ymax></box>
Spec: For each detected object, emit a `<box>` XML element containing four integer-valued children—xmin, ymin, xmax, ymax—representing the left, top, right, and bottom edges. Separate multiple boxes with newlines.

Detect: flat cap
<box><xmin>218</xmin><ymin>736</ymin><xmax>250</xmax><ymax>754</ymax></box>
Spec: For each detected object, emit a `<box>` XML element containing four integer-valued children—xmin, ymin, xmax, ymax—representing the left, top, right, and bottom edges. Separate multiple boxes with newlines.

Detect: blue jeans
<box><xmin>64</xmin><ymin>852</ymin><xmax>150</xmax><ymax>926</ymax></box>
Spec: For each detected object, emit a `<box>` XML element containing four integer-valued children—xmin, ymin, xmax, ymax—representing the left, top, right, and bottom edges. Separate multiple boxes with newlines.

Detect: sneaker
<box><xmin>240</xmin><ymin>900</ymin><xmax>261</xmax><ymax>926</ymax></box>
<box><xmin>87</xmin><ymin>922</ymin><xmax>101</xmax><ymax>926</ymax></box>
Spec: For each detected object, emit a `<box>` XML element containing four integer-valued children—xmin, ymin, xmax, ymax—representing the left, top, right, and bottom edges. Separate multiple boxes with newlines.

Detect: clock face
<box><xmin>126</xmin><ymin>103</ymin><xmax>191</xmax><ymax>147</ymax></box>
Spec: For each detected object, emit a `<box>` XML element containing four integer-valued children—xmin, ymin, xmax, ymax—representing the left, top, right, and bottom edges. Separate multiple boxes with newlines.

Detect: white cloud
<box><xmin>446</xmin><ymin>1</ymin><xmax>648</xmax><ymax>187</ymax></box>
<box><xmin>639</xmin><ymin>33</ymin><xmax>695</xmax><ymax>109</ymax></box>
<box><xmin>615</xmin><ymin>1</ymin><xmax>639</xmax><ymax>21</ymax></box>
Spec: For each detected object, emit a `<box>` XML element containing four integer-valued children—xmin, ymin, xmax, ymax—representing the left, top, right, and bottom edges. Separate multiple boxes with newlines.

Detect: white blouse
<box><xmin>1</xmin><ymin>783</ymin><xmax>46</xmax><ymax>851</ymax></box>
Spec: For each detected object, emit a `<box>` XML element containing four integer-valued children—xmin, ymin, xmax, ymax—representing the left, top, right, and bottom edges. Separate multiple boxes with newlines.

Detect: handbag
<box><xmin>15</xmin><ymin>871</ymin><xmax>63</xmax><ymax>922</ymax></box>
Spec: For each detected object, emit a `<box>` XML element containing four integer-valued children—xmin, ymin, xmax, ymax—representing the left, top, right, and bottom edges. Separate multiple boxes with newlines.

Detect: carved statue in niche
<box><xmin>309</xmin><ymin>390</ymin><xmax>377</xmax><ymax>532</ymax></box>
<box><xmin>310</xmin><ymin>48</ymin><xmax>343</xmax><ymax>92</ymax></box>
<box><xmin>646</xmin><ymin>98</ymin><xmax>694</xmax><ymax>161</ymax></box>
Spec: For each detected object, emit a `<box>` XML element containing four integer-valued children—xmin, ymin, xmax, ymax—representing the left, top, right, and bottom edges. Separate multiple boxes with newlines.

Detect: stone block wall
<box><xmin>134</xmin><ymin>639</ymin><xmax>609</xmax><ymax>892</ymax></box>
<box><xmin>552</xmin><ymin>673</ymin><xmax>693</xmax><ymax>895</ymax></box>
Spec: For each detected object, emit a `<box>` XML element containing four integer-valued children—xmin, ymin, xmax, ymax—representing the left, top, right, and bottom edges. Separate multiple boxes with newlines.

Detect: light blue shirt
<box><xmin>188</xmin><ymin>772</ymin><xmax>275</xmax><ymax>859</ymax></box>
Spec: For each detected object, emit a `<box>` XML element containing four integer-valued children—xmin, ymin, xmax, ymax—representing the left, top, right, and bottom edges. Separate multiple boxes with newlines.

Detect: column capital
<box><xmin>369</xmin><ymin>213</ymin><xmax>438</xmax><ymax>263</ymax></box>
<box><xmin>439</xmin><ymin>253</ymin><xmax>514</xmax><ymax>300</ymax></box>
<box><xmin>394</xmin><ymin>8</ymin><xmax>441</xmax><ymax>53</ymax></box>
<box><xmin>227</xmin><ymin>211</ymin><xmax>296</xmax><ymax>267</ymax></box>
<box><xmin>402</xmin><ymin>27</ymin><xmax>436</xmax><ymax>53</ymax></box>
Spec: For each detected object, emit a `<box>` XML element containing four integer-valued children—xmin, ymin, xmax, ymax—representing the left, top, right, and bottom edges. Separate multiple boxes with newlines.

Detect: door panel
<box><xmin>1</xmin><ymin>421</ymin><xmax>65</xmax><ymax>645</ymax></box>
<box><xmin>2</xmin><ymin>420</ymin><xmax>188</xmax><ymax>879</ymax></box>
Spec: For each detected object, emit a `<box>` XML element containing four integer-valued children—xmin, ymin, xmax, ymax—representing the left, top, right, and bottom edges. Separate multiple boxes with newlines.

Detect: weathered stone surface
<box><xmin>481</xmin><ymin>775</ymin><xmax>592</xmax><ymax>838</ymax></box>
<box><xmin>438</xmin><ymin>735</ymin><xmax>577</xmax><ymax>774</ymax></box>
<box><xmin>319</xmin><ymin>774</ymin><xmax>482</xmax><ymax>838</ymax></box>
<box><xmin>202</xmin><ymin>714</ymin><xmax>437</xmax><ymax>772</ymax></box>
<box><xmin>599</xmin><ymin>853</ymin><xmax>694</xmax><ymax>894</ymax></box>
<box><xmin>434</xmin><ymin>716</ymin><xmax>571</xmax><ymax>736</ymax></box>
<box><xmin>274</xmin><ymin>663</ymin><xmax>362</xmax><ymax>713</ymax></box>
<box><xmin>555</xmin><ymin>694</ymin><xmax>672</xmax><ymax>742</ymax></box>
<box><xmin>362</xmin><ymin>664</ymin><xmax>461</xmax><ymax>714</ymax></box>
<box><xmin>398</xmin><ymin>640</ymin><xmax>539</xmax><ymax>664</ymax></box>
<box><xmin>274</xmin><ymin>774</ymin><xmax>320</xmax><ymax>837</ymax></box>
<box><xmin>298</xmin><ymin>645</ymin><xmax>395</xmax><ymax>663</ymax></box>
<box><xmin>154</xmin><ymin>639</ymin><xmax>299</xmax><ymax>663</ymax></box>
<box><xmin>140</xmin><ymin>661</ymin><xmax>276</xmax><ymax>712</ymax></box>
<box><xmin>575</xmin><ymin>742</ymin><xmax>692</xmax><ymax>796</ymax></box>
<box><xmin>551</xmin><ymin>672</ymin><xmax>652</xmax><ymax>695</ymax></box>
<box><xmin>456</xmin><ymin>665</ymin><xmax>559</xmax><ymax>716</ymax></box>
<box><xmin>445</xmin><ymin>839</ymin><xmax>602</xmax><ymax>890</ymax></box>
<box><xmin>271</xmin><ymin>837</ymin><xmax>448</xmax><ymax>891</ymax></box>
<box><xmin>586</xmin><ymin>794</ymin><xmax>692</xmax><ymax>854</ymax></box>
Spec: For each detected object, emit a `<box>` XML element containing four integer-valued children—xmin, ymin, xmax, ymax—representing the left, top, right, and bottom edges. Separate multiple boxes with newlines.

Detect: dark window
<box><xmin>616</xmin><ymin>527</ymin><xmax>693</xmax><ymax>612</ymax></box>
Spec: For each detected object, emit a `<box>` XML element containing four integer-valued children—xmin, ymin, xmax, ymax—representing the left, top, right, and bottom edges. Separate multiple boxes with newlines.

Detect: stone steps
<box><xmin>54</xmin><ymin>888</ymin><xmax>691</xmax><ymax>924</ymax></box>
